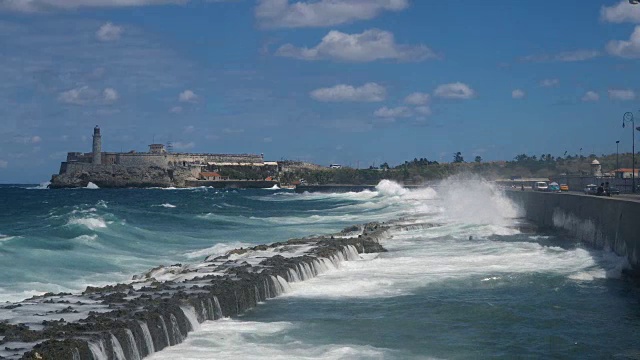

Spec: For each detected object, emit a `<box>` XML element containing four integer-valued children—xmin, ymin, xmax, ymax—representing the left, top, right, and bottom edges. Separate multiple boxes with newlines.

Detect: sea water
<box><xmin>1</xmin><ymin>180</ymin><xmax>639</xmax><ymax>358</ymax></box>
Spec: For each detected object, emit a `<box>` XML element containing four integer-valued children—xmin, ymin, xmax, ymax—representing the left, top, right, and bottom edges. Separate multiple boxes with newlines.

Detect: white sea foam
<box><xmin>26</xmin><ymin>181</ymin><xmax>50</xmax><ymax>190</ymax></box>
<box><xmin>147</xmin><ymin>319</ymin><xmax>393</xmax><ymax>360</ymax></box>
<box><xmin>67</xmin><ymin>217</ymin><xmax>107</xmax><ymax>230</ymax></box>
<box><xmin>153</xmin><ymin>203</ymin><xmax>176</xmax><ymax>208</ymax></box>
<box><xmin>184</xmin><ymin>242</ymin><xmax>254</xmax><ymax>259</ymax></box>
<box><xmin>85</xmin><ymin>182</ymin><xmax>99</xmax><ymax>189</ymax></box>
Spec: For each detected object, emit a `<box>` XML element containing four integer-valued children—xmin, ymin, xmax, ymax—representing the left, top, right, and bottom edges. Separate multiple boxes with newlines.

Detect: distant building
<box><xmin>148</xmin><ymin>144</ymin><xmax>166</xmax><ymax>154</ymax></box>
<box><xmin>614</xmin><ymin>168</ymin><xmax>640</xmax><ymax>179</ymax></box>
<box><xmin>591</xmin><ymin>159</ymin><xmax>602</xmax><ymax>177</ymax></box>
<box><xmin>200</xmin><ymin>172</ymin><xmax>227</xmax><ymax>181</ymax></box>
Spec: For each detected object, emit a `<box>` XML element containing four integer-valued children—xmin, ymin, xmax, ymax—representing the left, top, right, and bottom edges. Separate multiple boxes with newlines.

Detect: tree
<box><xmin>453</xmin><ymin>152</ymin><xmax>464</xmax><ymax>163</ymax></box>
<box><xmin>474</xmin><ymin>156</ymin><xmax>482</xmax><ymax>163</ymax></box>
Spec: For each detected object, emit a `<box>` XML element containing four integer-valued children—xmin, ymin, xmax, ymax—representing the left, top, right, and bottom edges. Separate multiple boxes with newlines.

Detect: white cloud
<box><xmin>58</xmin><ymin>86</ymin><xmax>119</xmax><ymax>104</ymax></box>
<box><xmin>310</xmin><ymin>83</ymin><xmax>386</xmax><ymax>102</ymax></box>
<box><xmin>103</xmin><ymin>88</ymin><xmax>119</xmax><ymax>102</ymax></box>
<box><xmin>276</xmin><ymin>29</ymin><xmax>435</xmax><ymax>62</ymax></box>
<box><xmin>404</xmin><ymin>92</ymin><xmax>430</xmax><ymax>105</ymax></box>
<box><xmin>540</xmin><ymin>78</ymin><xmax>560</xmax><ymax>87</ymax></box>
<box><xmin>263</xmin><ymin>137</ymin><xmax>273</xmax><ymax>143</ymax></box>
<box><xmin>184</xmin><ymin>125</ymin><xmax>195</xmax><ymax>133</ymax></box>
<box><xmin>520</xmin><ymin>50</ymin><xmax>600</xmax><ymax>62</ymax></box>
<box><xmin>374</xmin><ymin>106</ymin><xmax>412</xmax><ymax>118</ymax></box>
<box><xmin>0</xmin><ymin>159</ymin><xmax>7</xmax><ymax>168</ymax></box>
<box><xmin>582</xmin><ymin>91</ymin><xmax>600</xmax><ymax>102</ymax></box>
<box><xmin>433</xmin><ymin>82</ymin><xmax>476</xmax><ymax>99</ymax></box>
<box><xmin>31</xmin><ymin>135</ymin><xmax>42</xmax><ymax>144</ymax></box>
<box><xmin>255</xmin><ymin>0</ymin><xmax>409</xmax><ymax>28</ymax></box>
<box><xmin>172</xmin><ymin>141</ymin><xmax>195</xmax><ymax>150</ymax></box>
<box><xmin>14</xmin><ymin>135</ymin><xmax>42</xmax><ymax>144</ymax></box>
<box><xmin>0</xmin><ymin>1</ymin><xmax>195</xmax><ymax>13</ymax></box>
<box><xmin>512</xmin><ymin>89</ymin><xmax>525</xmax><ymax>99</ymax></box>
<box><xmin>601</xmin><ymin>1</ymin><xmax>640</xmax><ymax>23</ymax></box>
<box><xmin>170</xmin><ymin>106</ymin><xmax>183</xmax><ymax>113</ymax></box>
<box><xmin>179</xmin><ymin>89</ymin><xmax>198</xmax><ymax>103</ymax></box>
<box><xmin>607</xmin><ymin>26</ymin><xmax>640</xmax><ymax>58</ymax></box>
<box><xmin>608</xmin><ymin>89</ymin><xmax>636</xmax><ymax>101</ymax></box>
<box><xmin>58</xmin><ymin>86</ymin><xmax>96</xmax><ymax>105</ymax></box>
<box><xmin>414</xmin><ymin>106</ymin><xmax>431</xmax><ymax>116</ymax></box>
<box><xmin>96</xmin><ymin>22</ymin><xmax>123</xmax><ymax>42</ymax></box>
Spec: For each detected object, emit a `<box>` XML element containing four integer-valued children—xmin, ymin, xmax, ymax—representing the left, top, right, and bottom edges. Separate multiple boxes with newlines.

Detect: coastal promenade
<box><xmin>506</xmin><ymin>189</ymin><xmax>640</xmax><ymax>270</ymax></box>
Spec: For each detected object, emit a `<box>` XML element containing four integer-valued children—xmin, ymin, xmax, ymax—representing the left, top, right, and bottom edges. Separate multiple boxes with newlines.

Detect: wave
<box><xmin>152</xmin><ymin>203</ymin><xmax>177</xmax><ymax>208</ymax></box>
<box><xmin>26</xmin><ymin>181</ymin><xmax>51</xmax><ymax>190</ymax></box>
<box><xmin>66</xmin><ymin>217</ymin><xmax>108</xmax><ymax>230</ymax></box>
<box><xmin>0</xmin><ymin>235</ymin><xmax>21</xmax><ymax>244</ymax></box>
<box><xmin>184</xmin><ymin>241</ymin><xmax>254</xmax><ymax>259</ymax></box>
<box><xmin>85</xmin><ymin>182</ymin><xmax>99</xmax><ymax>189</ymax></box>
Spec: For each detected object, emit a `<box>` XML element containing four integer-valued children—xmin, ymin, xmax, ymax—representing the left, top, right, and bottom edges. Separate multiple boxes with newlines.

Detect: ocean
<box><xmin>1</xmin><ymin>179</ymin><xmax>639</xmax><ymax>359</ymax></box>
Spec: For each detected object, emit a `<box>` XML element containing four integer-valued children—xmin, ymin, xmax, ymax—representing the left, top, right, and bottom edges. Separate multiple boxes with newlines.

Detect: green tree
<box><xmin>474</xmin><ymin>156</ymin><xmax>482</xmax><ymax>163</ymax></box>
<box><xmin>453</xmin><ymin>152</ymin><xmax>464</xmax><ymax>163</ymax></box>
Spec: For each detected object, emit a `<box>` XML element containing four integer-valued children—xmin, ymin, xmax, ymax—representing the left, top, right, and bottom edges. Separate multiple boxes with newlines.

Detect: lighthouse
<box><xmin>92</xmin><ymin>125</ymin><xmax>102</xmax><ymax>165</ymax></box>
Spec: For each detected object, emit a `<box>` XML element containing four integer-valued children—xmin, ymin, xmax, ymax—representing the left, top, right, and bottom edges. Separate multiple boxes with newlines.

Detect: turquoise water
<box><xmin>1</xmin><ymin>181</ymin><xmax>639</xmax><ymax>358</ymax></box>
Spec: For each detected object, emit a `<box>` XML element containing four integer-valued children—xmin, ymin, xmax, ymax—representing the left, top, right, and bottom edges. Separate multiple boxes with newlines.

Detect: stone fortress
<box><xmin>50</xmin><ymin>126</ymin><xmax>279</xmax><ymax>188</ymax></box>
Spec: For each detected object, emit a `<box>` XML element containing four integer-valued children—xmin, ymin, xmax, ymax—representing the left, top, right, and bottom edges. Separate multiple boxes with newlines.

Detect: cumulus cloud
<box><xmin>601</xmin><ymin>1</ymin><xmax>640</xmax><ymax>23</ymax></box>
<box><xmin>58</xmin><ymin>86</ymin><xmax>119</xmax><ymax>105</ymax></box>
<box><xmin>276</xmin><ymin>29</ymin><xmax>435</xmax><ymax>62</ymax></box>
<box><xmin>520</xmin><ymin>50</ymin><xmax>600</xmax><ymax>62</ymax></box>
<box><xmin>0</xmin><ymin>159</ymin><xmax>7</xmax><ymax>168</ymax></box>
<box><xmin>607</xmin><ymin>26</ymin><xmax>640</xmax><ymax>58</ymax></box>
<box><xmin>540</xmin><ymin>78</ymin><xmax>560</xmax><ymax>87</ymax></box>
<box><xmin>433</xmin><ymin>82</ymin><xmax>476</xmax><ymax>99</ymax></box>
<box><xmin>582</xmin><ymin>91</ymin><xmax>599</xmax><ymax>102</ymax></box>
<box><xmin>374</xmin><ymin>106</ymin><xmax>412</xmax><ymax>118</ymax></box>
<box><xmin>255</xmin><ymin>0</ymin><xmax>409</xmax><ymax>28</ymax></box>
<box><xmin>103</xmin><ymin>88</ymin><xmax>119</xmax><ymax>102</ymax></box>
<box><xmin>179</xmin><ymin>89</ymin><xmax>198</xmax><ymax>103</ymax></box>
<box><xmin>310</xmin><ymin>83</ymin><xmax>386</xmax><ymax>102</ymax></box>
<box><xmin>609</xmin><ymin>89</ymin><xmax>636</xmax><ymax>101</ymax></box>
<box><xmin>404</xmin><ymin>92</ymin><xmax>430</xmax><ymax>105</ymax></box>
<box><xmin>96</xmin><ymin>22</ymin><xmax>123</xmax><ymax>41</ymax></box>
<box><xmin>512</xmin><ymin>89</ymin><xmax>525</xmax><ymax>99</ymax></box>
<box><xmin>0</xmin><ymin>0</ymin><xmax>196</xmax><ymax>13</ymax></box>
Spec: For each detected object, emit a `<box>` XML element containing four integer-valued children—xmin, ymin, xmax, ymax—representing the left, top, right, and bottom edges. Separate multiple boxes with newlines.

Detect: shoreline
<box><xmin>0</xmin><ymin>222</ymin><xmax>393</xmax><ymax>360</ymax></box>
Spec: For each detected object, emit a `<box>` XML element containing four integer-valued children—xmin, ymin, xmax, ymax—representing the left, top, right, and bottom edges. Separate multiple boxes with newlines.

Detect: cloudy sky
<box><xmin>1</xmin><ymin>0</ymin><xmax>640</xmax><ymax>182</ymax></box>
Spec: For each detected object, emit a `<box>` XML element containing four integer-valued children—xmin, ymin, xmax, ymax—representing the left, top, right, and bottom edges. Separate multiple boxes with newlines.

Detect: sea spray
<box><xmin>179</xmin><ymin>305</ymin><xmax>200</xmax><ymax>331</ymax></box>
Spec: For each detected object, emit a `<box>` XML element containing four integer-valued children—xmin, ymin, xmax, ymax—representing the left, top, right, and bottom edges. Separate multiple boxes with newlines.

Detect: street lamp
<box><xmin>623</xmin><ymin>112</ymin><xmax>635</xmax><ymax>192</ymax></box>
<box><xmin>616</xmin><ymin>140</ymin><xmax>620</xmax><ymax>170</ymax></box>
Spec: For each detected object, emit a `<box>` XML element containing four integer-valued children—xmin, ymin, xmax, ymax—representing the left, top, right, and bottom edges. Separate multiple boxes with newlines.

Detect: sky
<box><xmin>2</xmin><ymin>0</ymin><xmax>640</xmax><ymax>182</ymax></box>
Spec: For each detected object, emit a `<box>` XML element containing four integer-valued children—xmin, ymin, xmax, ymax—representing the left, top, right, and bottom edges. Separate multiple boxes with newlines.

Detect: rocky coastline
<box><xmin>0</xmin><ymin>222</ymin><xmax>390</xmax><ymax>360</ymax></box>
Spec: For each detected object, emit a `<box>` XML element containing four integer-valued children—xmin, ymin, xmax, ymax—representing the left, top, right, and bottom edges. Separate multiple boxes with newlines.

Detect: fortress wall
<box><xmin>506</xmin><ymin>191</ymin><xmax>640</xmax><ymax>269</ymax></box>
<box><xmin>116</xmin><ymin>153</ymin><xmax>169</xmax><ymax>167</ymax></box>
<box><xmin>168</xmin><ymin>153</ymin><xmax>263</xmax><ymax>165</ymax></box>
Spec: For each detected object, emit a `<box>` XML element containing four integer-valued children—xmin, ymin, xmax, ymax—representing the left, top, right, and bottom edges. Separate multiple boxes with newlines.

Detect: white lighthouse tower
<box><xmin>92</xmin><ymin>125</ymin><xmax>102</xmax><ymax>165</ymax></box>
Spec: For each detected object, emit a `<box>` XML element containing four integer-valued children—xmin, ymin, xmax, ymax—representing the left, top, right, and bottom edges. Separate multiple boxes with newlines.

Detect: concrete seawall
<box><xmin>506</xmin><ymin>191</ymin><xmax>640</xmax><ymax>269</ymax></box>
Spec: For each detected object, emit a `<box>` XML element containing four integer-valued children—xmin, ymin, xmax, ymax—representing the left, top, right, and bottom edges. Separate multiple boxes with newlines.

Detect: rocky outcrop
<box><xmin>0</xmin><ymin>222</ymin><xmax>394</xmax><ymax>360</ymax></box>
<box><xmin>49</xmin><ymin>165</ymin><xmax>197</xmax><ymax>189</ymax></box>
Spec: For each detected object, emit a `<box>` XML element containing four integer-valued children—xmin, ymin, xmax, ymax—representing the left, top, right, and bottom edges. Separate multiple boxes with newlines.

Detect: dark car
<box><xmin>584</xmin><ymin>184</ymin><xmax>598</xmax><ymax>195</ymax></box>
<box><xmin>608</xmin><ymin>187</ymin><xmax>621</xmax><ymax>195</ymax></box>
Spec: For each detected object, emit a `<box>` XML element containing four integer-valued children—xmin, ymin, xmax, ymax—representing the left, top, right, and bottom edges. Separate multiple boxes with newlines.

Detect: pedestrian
<box><xmin>605</xmin><ymin>182</ymin><xmax>610</xmax><ymax>197</ymax></box>
<box><xmin>597</xmin><ymin>183</ymin><xmax>604</xmax><ymax>196</ymax></box>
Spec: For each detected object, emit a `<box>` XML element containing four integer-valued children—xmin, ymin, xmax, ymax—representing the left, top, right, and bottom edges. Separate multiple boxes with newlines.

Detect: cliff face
<box><xmin>50</xmin><ymin>164</ymin><xmax>198</xmax><ymax>188</ymax></box>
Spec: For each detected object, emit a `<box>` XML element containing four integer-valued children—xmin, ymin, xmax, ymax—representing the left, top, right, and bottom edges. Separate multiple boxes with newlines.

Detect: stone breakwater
<box><xmin>0</xmin><ymin>223</ymin><xmax>389</xmax><ymax>360</ymax></box>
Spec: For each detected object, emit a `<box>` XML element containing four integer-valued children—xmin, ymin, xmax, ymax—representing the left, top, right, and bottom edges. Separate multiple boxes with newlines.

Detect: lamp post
<box><xmin>616</xmin><ymin>140</ymin><xmax>620</xmax><ymax>170</ymax></box>
<box><xmin>623</xmin><ymin>112</ymin><xmax>635</xmax><ymax>193</ymax></box>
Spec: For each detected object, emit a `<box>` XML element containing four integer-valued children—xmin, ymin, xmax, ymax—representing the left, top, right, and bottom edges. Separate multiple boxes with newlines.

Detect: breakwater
<box><xmin>506</xmin><ymin>191</ymin><xmax>640</xmax><ymax>269</ymax></box>
<box><xmin>0</xmin><ymin>223</ymin><xmax>387</xmax><ymax>360</ymax></box>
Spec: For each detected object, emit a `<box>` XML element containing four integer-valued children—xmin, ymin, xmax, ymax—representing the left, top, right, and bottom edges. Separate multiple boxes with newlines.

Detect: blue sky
<box><xmin>2</xmin><ymin>0</ymin><xmax>640</xmax><ymax>182</ymax></box>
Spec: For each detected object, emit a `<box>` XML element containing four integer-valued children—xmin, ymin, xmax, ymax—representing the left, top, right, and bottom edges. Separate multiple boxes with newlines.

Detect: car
<box><xmin>533</xmin><ymin>181</ymin><xmax>548</xmax><ymax>191</ymax></box>
<box><xmin>548</xmin><ymin>182</ymin><xmax>561</xmax><ymax>192</ymax></box>
<box><xmin>584</xmin><ymin>184</ymin><xmax>598</xmax><ymax>195</ymax></box>
<box><xmin>608</xmin><ymin>187</ymin><xmax>621</xmax><ymax>195</ymax></box>
<box><xmin>560</xmin><ymin>184</ymin><xmax>569</xmax><ymax>191</ymax></box>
